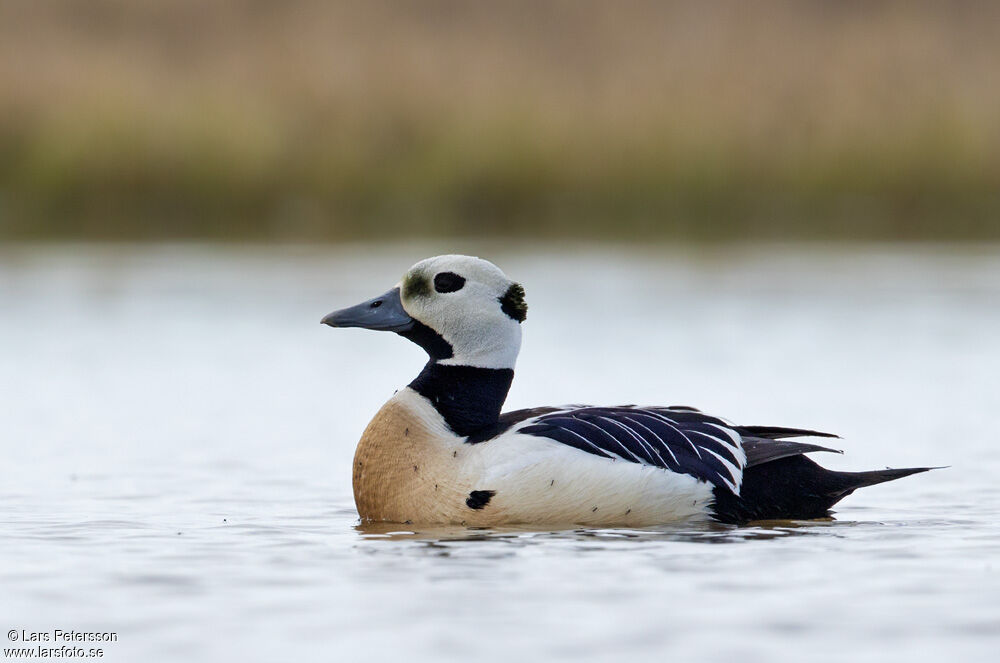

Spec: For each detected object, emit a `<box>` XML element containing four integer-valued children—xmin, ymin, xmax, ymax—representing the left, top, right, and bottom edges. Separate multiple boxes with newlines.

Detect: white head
<box><xmin>322</xmin><ymin>255</ymin><xmax>526</xmax><ymax>369</ymax></box>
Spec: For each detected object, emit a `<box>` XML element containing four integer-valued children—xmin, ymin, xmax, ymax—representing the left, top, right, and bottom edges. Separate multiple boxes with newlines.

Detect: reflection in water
<box><xmin>353</xmin><ymin>519</ymin><xmax>844</xmax><ymax>545</ymax></box>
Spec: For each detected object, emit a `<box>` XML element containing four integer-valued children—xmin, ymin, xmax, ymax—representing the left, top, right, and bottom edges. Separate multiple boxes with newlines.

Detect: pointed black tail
<box><xmin>836</xmin><ymin>466</ymin><xmax>935</xmax><ymax>492</ymax></box>
<box><xmin>711</xmin><ymin>455</ymin><xmax>935</xmax><ymax>524</ymax></box>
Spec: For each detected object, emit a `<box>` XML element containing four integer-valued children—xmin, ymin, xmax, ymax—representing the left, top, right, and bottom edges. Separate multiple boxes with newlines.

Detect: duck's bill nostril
<box><xmin>321</xmin><ymin>287</ymin><xmax>414</xmax><ymax>331</ymax></box>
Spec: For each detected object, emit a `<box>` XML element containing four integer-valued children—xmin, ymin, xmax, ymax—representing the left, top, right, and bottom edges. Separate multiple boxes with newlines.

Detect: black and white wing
<box><xmin>514</xmin><ymin>406</ymin><xmax>749</xmax><ymax>494</ymax></box>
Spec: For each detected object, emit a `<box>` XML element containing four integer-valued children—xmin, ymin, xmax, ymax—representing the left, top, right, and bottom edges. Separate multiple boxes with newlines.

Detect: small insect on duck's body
<box><xmin>323</xmin><ymin>255</ymin><xmax>932</xmax><ymax>527</ymax></box>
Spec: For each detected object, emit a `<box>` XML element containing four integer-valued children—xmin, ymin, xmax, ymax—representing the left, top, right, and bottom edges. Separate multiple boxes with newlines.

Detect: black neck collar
<box><xmin>408</xmin><ymin>363</ymin><xmax>514</xmax><ymax>437</ymax></box>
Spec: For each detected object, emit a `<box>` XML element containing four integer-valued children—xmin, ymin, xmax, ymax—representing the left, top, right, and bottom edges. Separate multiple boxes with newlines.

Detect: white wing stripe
<box><xmin>622</xmin><ymin>415</ymin><xmax>677</xmax><ymax>466</ymax></box>
<box><xmin>573</xmin><ymin>417</ymin><xmax>646</xmax><ymax>463</ymax></box>
<box><xmin>686</xmin><ymin>428</ymin><xmax>728</xmax><ymax>448</ymax></box>
<box><xmin>597</xmin><ymin>416</ymin><xmax>659</xmax><ymax>465</ymax></box>
<box><xmin>557</xmin><ymin>426</ymin><xmax>627</xmax><ymax>461</ymax></box>
<box><xmin>700</xmin><ymin>446</ymin><xmax>743</xmax><ymax>492</ymax></box>
<box><xmin>706</xmin><ymin>422</ymin><xmax>742</xmax><ymax>447</ymax></box>
<box><xmin>641</xmin><ymin>410</ymin><xmax>703</xmax><ymax>459</ymax></box>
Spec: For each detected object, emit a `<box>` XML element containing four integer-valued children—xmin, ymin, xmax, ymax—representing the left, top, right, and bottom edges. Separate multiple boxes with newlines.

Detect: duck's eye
<box><xmin>434</xmin><ymin>272</ymin><xmax>466</xmax><ymax>293</ymax></box>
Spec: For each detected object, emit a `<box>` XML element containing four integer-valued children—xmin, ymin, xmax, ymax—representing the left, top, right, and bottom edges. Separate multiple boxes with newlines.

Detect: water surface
<box><xmin>1</xmin><ymin>243</ymin><xmax>998</xmax><ymax>661</ymax></box>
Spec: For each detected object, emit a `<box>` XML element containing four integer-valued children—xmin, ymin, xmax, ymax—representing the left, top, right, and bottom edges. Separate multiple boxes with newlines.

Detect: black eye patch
<box><xmin>434</xmin><ymin>272</ymin><xmax>466</xmax><ymax>293</ymax></box>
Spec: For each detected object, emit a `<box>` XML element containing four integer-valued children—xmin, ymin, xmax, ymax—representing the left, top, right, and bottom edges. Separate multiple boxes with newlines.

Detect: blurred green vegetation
<box><xmin>1</xmin><ymin>1</ymin><xmax>999</xmax><ymax>241</ymax></box>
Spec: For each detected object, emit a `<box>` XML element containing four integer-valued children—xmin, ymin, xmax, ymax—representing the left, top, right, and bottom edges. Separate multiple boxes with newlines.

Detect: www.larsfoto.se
<box><xmin>4</xmin><ymin>645</ymin><xmax>105</xmax><ymax>659</ymax></box>
<box><xmin>5</xmin><ymin>631</ymin><xmax>117</xmax><ymax>659</ymax></box>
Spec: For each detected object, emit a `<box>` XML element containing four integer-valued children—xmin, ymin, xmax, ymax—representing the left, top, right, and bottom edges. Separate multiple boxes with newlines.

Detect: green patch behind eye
<box><xmin>402</xmin><ymin>272</ymin><xmax>431</xmax><ymax>299</ymax></box>
<box><xmin>500</xmin><ymin>283</ymin><xmax>527</xmax><ymax>322</ymax></box>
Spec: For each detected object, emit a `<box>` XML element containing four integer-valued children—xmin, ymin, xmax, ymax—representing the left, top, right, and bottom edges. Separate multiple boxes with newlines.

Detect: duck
<box><xmin>322</xmin><ymin>254</ymin><xmax>932</xmax><ymax>527</ymax></box>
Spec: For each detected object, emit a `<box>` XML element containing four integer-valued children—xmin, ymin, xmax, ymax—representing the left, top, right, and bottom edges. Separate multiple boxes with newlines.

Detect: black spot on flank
<box><xmin>402</xmin><ymin>272</ymin><xmax>431</xmax><ymax>298</ymax></box>
<box><xmin>466</xmin><ymin>490</ymin><xmax>496</xmax><ymax>510</ymax></box>
<box><xmin>499</xmin><ymin>283</ymin><xmax>527</xmax><ymax>322</ymax></box>
<box><xmin>434</xmin><ymin>272</ymin><xmax>466</xmax><ymax>293</ymax></box>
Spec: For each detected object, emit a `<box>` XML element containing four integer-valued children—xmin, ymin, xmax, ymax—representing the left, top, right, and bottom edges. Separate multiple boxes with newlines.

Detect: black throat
<box><xmin>408</xmin><ymin>363</ymin><xmax>514</xmax><ymax>437</ymax></box>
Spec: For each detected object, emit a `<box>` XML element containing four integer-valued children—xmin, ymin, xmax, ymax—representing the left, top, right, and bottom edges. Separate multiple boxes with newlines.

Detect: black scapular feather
<box><xmin>735</xmin><ymin>425</ymin><xmax>840</xmax><ymax>440</ymax></box>
<box><xmin>466</xmin><ymin>407</ymin><xmax>560</xmax><ymax>444</ymax></box>
<box><xmin>742</xmin><ymin>437</ymin><xmax>842</xmax><ymax>467</ymax></box>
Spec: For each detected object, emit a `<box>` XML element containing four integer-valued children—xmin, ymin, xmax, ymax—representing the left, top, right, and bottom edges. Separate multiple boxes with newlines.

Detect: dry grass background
<box><xmin>1</xmin><ymin>0</ymin><xmax>999</xmax><ymax>240</ymax></box>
